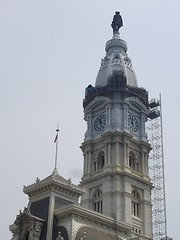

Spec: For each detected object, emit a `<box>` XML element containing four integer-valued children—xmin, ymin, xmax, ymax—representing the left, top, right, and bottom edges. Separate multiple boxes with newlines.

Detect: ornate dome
<box><xmin>95</xmin><ymin>13</ymin><xmax>138</xmax><ymax>87</ymax></box>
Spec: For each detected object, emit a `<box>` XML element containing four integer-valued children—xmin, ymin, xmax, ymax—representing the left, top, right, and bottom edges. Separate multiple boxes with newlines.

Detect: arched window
<box><xmin>93</xmin><ymin>189</ymin><xmax>103</xmax><ymax>213</ymax></box>
<box><xmin>129</xmin><ymin>151</ymin><xmax>140</xmax><ymax>172</ymax></box>
<box><xmin>131</xmin><ymin>190</ymin><xmax>141</xmax><ymax>218</ymax></box>
<box><xmin>97</xmin><ymin>152</ymin><xmax>105</xmax><ymax>170</ymax></box>
<box><xmin>94</xmin><ymin>151</ymin><xmax>105</xmax><ymax>172</ymax></box>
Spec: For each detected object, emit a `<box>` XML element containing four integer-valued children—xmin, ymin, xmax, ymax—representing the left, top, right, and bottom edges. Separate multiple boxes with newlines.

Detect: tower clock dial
<box><xmin>94</xmin><ymin>114</ymin><xmax>106</xmax><ymax>131</ymax></box>
<box><xmin>128</xmin><ymin>115</ymin><xmax>139</xmax><ymax>132</ymax></box>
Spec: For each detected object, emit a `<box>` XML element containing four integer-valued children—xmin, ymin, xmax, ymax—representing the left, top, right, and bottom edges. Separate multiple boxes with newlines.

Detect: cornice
<box><xmin>121</xmin><ymin>171</ymin><xmax>152</xmax><ymax>187</ymax></box>
<box><xmin>80</xmin><ymin>166</ymin><xmax>151</xmax><ymax>187</ymax></box>
<box><xmin>24</xmin><ymin>181</ymin><xmax>84</xmax><ymax>199</ymax></box>
<box><xmin>55</xmin><ymin>204</ymin><xmax>131</xmax><ymax>234</ymax></box>
<box><xmin>23</xmin><ymin>170</ymin><xmax>84</xmax><ymax>199</ymax></box>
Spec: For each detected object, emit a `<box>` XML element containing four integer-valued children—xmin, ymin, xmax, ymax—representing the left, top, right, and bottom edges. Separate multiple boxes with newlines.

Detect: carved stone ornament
<box><xmin>10</xmin><ymin>207</ymin><xmax>44</xmax><ymax>240</ymax></box>
<box><xmin>56</xmin><ymin>231</ymin><xmax>64</xmax><ymax>240</ymax></box>
<box><xmin>124</xmin><ymin>55</ymin><xmax>132</xmax><ymax>67</ymax></box>
<box><xmin>28</xmin><ymin>228</ymin><xmax>34</xmax><ymax>240</ymax></box>
<box><xmin>80</xmin><ymin>231</ymin><xmax>87</xmax><ymax>240</ymax></box>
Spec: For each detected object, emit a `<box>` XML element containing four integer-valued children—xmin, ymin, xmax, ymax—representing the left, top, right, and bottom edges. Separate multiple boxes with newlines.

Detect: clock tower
<box><xmin>80</xmin><ymin>12</ymin><xmax>152</xmax><ymax>239</ymax></box>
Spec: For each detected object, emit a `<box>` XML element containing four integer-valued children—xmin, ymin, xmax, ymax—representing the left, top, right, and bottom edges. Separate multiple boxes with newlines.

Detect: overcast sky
<box><xmin>1</xmin><ymin>1</ymin><xmax>180</xmax><ymax>239</ymax></box>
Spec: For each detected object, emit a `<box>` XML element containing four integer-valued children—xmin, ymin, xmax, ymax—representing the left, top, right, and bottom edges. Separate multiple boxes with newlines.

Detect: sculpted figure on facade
<box><xmin>56</xmin><ymin>231</ymin><xmax>64</xmax><ymax>240</ymax></box>
<box><xmin>10</xmin><ymin>229</ymin><xmax>20</xmax><ymax>240</ymax></box>
<box><xmin>80</xmin><ymin>231</ymin><xmax>87</xmax><ymax>240</ymax></box>
<box><xmin>28</xmin><ymin>226</ymin><xmax>34</xmax><ymax>240</ymax></box>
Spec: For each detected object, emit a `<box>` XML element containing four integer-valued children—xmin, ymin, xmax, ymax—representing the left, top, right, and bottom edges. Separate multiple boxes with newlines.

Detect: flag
<box><xmin>54</xmin><ymin>130</ymin><xmax>59</xmax><ymax>143</ymax></box>
<box><xmin>54</xmin><ymin>133</ymin><xmax>58</xmax><ymax>143</ymax></box>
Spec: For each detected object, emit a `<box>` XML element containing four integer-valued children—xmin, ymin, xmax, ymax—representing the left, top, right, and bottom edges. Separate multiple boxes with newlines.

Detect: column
<box><xmin>108</xmin><ymin>107</ymin><xmax>111</xmax><ymax>126</ymax></box>
<box><xmin>116</xmin><ymin>142</ymin><xmax>120</xmax><ymax>165</ymax></box>
<box><xmin>123</xmin><ymin>107</ymin><xmax>128</xmax><ymax>127</ymax></box>
<box><xmin>124</xmin><ymin>143</ymin><xmax>128</xmax><ymax>165</ymax></box>
<box><xmin>108</xmin><ymin>142</ymin><xmax>111</xmax><ymax>165</ymax></box>
<box><xmin>84</xmin><ymin>152</ymin><xmax>88</xmax><ymax>174</ymax></box>
<box><xmin>88</xmin><ymin>151</ymin><xmax>92</xmax><ymax>173</ymax></box>
<box><xmin>87</xmin><ymin>116</ymin><xmax>92</xmax><ymax>135</ymax></box>
<box><xmin>124</xmin><ymin>143</ymin><xmax>126</xmax><ymax>165</ymax></box>
<box><xmin>106</xmin><ymin>105</ymin><xmax>111</xmax><ymax>127</ymax></box>
<box><xmin>144</xmin><ymin>152</ymin><xmax>147</xmax><ymax>174</ymax></box>
<box><xmin>141</xmin><ymin>151</ymin><xmax>145</xmax><ymax>174</ymax></box>
<box><xmin>46</xmin><ymin>193</ymin><xmax>55</xmax><ymax>240</ymax></box>
<box><xmin>83</xmin><ymin>153</ymin><xmax>86</xmax><ymax>174</ymax></box>
<box><xmin>141</xmin><ymin>114</ymin><xmax>145</xmax><ymax>136</ymax></box>
<box><xmin>105</xmin><ymin>143</ymin><xmax>108</xmax><ymax>166</ymax></box>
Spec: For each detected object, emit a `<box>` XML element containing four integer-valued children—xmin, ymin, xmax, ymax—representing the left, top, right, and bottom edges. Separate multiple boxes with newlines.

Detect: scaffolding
<box><xmin>146</xmin><ymin>95</ymin><xmax>167</xmax><ymax>240</ymax></box>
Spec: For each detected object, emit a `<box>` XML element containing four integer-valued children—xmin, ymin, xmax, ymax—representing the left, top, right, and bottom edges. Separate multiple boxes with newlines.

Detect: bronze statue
<box><xmin>111</xmin><ymin>11</ymin><xmax>123</xmax><ymax>34</ymax></box>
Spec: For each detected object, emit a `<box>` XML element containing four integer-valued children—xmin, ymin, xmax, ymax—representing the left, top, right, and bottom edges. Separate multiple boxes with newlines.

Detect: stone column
<box><xmin>108</xmin><ymin>107</ymin><xmax>111</xmax><ymax>126</ymax></box>
<box><xmin>85</xmin><ymin>152</ymin><xmax>89</xmax><ymax>174</ymax></box>
<box><xmin>144</xmin><ymin>152</ymin><xmax>148</xmax><ymax>174</ymax></box>
<box><xmin>83</xmin><ymin>153</ymin><xmax>86</xmax><ymax>174</ymax></box>
<box><xmin>88</xmin><ymin>151</ymin><xmax>92</xmax><ymax>173</ymax></box>
<box><xmin>124</xmin><ymin>107</ymin><xmax>128</xmax><ymax>127</ymax></box>
<box><xmin>115</xmin><ymin>141</ymin><xmax>120</xmax><ymax>165</ymax></box>
<box><xmin>141</xmin><ymin>151</ymin><xmax>145</xmax><ymax>174</ymax></box>
<box><xmin>124</xmin><ymin>143</ymin><xmax>126</xmax><ymax>165</ymax></box>
<box><xmin>46</xmin><ymin>193</ymin><xmax>55</xmax><ymax>240</ymax></box>
<box><xmin>108</xmin><ymin>142</ymin><xmax>111</xmax><ymax>165</ymax></box>
<box><xmin>105</xmin><ymin>142</ymin><xmax>108</xmax><ymax>166</ymax></box>
<box><xmin>106</xmin><ymin>105</ymin><xmax>111</xmax><ymax>127</ymax></box>
<box><xmin>87</xmin><ymin>115</ymin><xmax>92</xmax><ymax>135</ymax></box>
<box><xmin>124</xmin><ymin>142</ymin><xmax>128</xmax><ymax>165</ymax></box>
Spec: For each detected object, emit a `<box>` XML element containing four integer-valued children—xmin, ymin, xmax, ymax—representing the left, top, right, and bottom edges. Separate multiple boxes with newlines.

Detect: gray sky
<box><xmin>1</xmin><ymin>1</ymin><xmax>179</xmax><ymax>239</ymax></box>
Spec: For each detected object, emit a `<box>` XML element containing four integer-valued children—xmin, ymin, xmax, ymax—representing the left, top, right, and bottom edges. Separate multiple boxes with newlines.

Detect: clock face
<box><xmin>128</xmin><ymin>115</ymin><xmax>139</xmax><ymax>132</ymax></box>
<box><xmin>94</xmin><ymin>114</ymin><xmax>106</xmax><ymax>131</ymax></box>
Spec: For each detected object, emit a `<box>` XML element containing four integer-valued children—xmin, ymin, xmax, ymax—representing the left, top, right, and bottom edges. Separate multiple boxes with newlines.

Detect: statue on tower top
<box><xmin>111</xmin><ymin>11</ymin><xmax>123</xmax><ymax>35</ymax></box>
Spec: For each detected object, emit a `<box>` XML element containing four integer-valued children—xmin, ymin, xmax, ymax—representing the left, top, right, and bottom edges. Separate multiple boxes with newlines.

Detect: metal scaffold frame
<box><xmin>146</xmin><ymin>94</ymin><xmax>167</xmax><ymax>240</ymax></box>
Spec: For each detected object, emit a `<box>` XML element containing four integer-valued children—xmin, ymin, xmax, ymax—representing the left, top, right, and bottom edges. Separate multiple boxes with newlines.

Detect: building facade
<box><xmin>10</xmin><ymin>12</ymin><xmax>153</xmax><ymax>240</ymax></box>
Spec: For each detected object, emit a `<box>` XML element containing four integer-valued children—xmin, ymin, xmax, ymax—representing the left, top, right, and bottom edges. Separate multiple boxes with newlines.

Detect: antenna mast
<box><xmin>54</xmin><ymin>123</ymin><xmax>59</xmax><ymax>170</ymax></box>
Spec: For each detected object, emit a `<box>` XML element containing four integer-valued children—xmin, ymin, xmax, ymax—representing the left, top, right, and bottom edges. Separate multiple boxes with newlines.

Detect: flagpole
<box><xmin>54</xmin><ymin>123</ymin><xmax>59</xmax><ymax>170</ymax></box>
